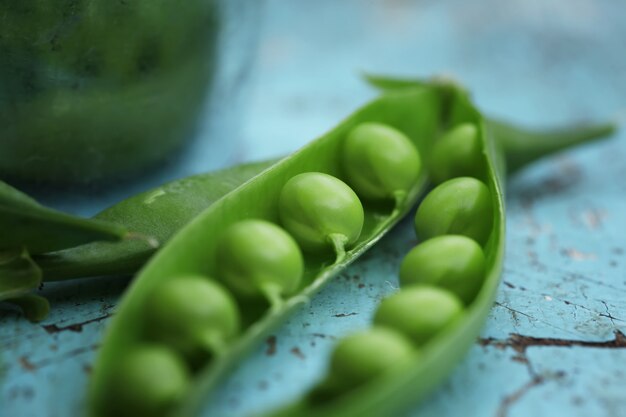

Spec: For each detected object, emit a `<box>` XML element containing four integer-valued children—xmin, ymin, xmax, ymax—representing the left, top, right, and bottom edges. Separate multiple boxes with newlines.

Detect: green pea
<box><xmin>143</xmin><ymin>275</ymin><xmax>239</xmax><ymax>360</ymax></box>
<box><xmin>399</xmin><ymin>235</ymin><xmax>486</xmax><ymax>304</ymax></box>
<box><xmin>373</xmin><ymin>285</ymin><xmax>464</xmax><ymax>345</ymax></box>
<box><xmin>429</xmin><ymin>123</ymin><xmax>484</xmax><ymax>184</ymax></box>
<box><xmin>342</xmin><ymin>122</ymin><xmax>421</xmax><ymax>203</ymax></box>
<box><xmin>103</xmin><ymin>346</ymin><xmax>190</xmax><ymax>417</ymax></box>
<box><xmin>414</xmin><ymin>177</ymin><xmax>493</xmax><ymax>246</ymax></box>
<box><xmin>216</xmin><ymin>219</ymin><xmax>304</xmax><ymax>307</ymax></box>
<box><xmin>327</xmin><ymin>327</ymin><xmax>414</xmax><ymax>390</ymax></box>
<box><xmin>278</xmin><ymin>172</ymin><xmax>364</xmax><ymax>259</ymax></box>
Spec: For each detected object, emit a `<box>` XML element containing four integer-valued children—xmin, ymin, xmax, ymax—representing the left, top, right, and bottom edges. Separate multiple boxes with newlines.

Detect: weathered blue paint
<box><xmin>2</xmin><ymin>1</ymin><xmax>625</xmax><ymax>417</ymax></box>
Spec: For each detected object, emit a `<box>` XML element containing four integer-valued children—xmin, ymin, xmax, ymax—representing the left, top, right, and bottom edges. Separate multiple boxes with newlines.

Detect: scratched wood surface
<box><xmin>2</xmin><ymin>1</ymin><xmax>625</xmax><ymax>417</ymax></box>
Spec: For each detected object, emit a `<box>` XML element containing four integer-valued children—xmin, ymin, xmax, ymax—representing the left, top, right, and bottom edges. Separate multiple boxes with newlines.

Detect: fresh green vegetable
<box><xmin>4</xmin><ymin>71</ymin><xmax>608</xmax><ymax>414</ymax></box>
<box><xmin>373</xmin><ymin>285</ymin><xmax>464</xmax><ymax>345</ymax></box>
<box><xmin>428</xmin><ymin>123</ymin><xmax>483</xmax><ymax>184</ymax></box>
<box><xmin>342</xmin><ymin>122</ymin><xmax>421</xmax><ymax>203</ymax></box>
<box><xmin>414</xmin><ymin>177</ymin><xmax>493</xmax><ymax>246</ymax></box>
<box><xmin>24</xmin><ymin>109</ymin><xmax>611</xmax><ymax>287</ymax></box>
<box><xmin>399</xmin><ymin>235</ymin><xmax>486</xmax><ymax>305</ymax></box>
<box><xmin>259</xmin><ymin>76</ymin><xmax>616</xmax><ymax>417</ymax></box>
<box><xmin>89</xmin><ymin>88</ymin><xmax>438</xmax><ymax>417</ymax></box>
<box><xmin>142</xmin><ymin>276</ymin><xmax>240</xmax><ymax>364</ymax></box>
<box><xmin>278</xmin><ymin>172</ymin><xmax>365</xmax><ymax>258</ymax></box>
<box><xmin>216</xmin><ymin>220</ymin><xmax>304</xmax><ymax>307</ymax></box>
<box><xmin>100</xmin><ymin>346</ymin><xmax>190</xmax><ymax>417</ymax></box>
<box><xmin>309</xmin><ymin>327</ymin><xmax>415</xmax><ymax>402</ymax></box>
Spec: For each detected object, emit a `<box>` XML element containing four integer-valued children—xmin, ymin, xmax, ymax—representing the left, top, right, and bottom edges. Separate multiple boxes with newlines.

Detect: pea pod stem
<box><xmin>0</xmin><ymin>180</ymin><xmax>128</xmax><ymax>254</ymax></box>
<box><xmin>327</xmin><ymin>233</ymin><xmax>349</xmax><ymax>264</ymax></box>
<box><xmin>260</xmin><ymin>282</ymin><xmax>286</xmax><ymax>311</ymax></box>
<box><xmin>198</xmin><ymin>332</ymin><xmax>228</xmax><ymax>358</ymax></box>
<box><xmin>364</xmin><ymin>73</ymin><xmax>617</xmax><ymax>174</ymax></box>
<box><xmin>392</xmin><ymin>190</ymin><xmax>407</xmax><ymax>214</ymax></box>
<box><xmin>486</xmin><ymin>118</ymin><xmax>617</xmax><ymax>173</ymax></box>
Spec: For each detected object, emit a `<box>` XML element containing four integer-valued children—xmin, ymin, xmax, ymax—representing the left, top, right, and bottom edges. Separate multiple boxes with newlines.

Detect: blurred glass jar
<box><xmin>0</xmin><ymin>0</ymin><xmax>259</xmax><ymax>185</ymax></box>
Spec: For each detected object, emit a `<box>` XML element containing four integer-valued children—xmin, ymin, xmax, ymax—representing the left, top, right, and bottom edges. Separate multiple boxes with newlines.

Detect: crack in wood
<box><xmin>600</xmin><ymin>301</ymin><xmax>624</xmax><ymax>324</ymax></box>
<box><xmin>478</xmin><ymin>330</ymin><xmax>626</xmax><ymax>353</ymax></box>
<box><xmin>493</xmin><ymin>301</ymin><xmax>590</xmax><ymax>335</ymax></box>
<box><xmin>496</xmin><ymin>375</ymin><xmax>544</xmax><ymax>417</ymax></box>
<box><xmin>41</xmin><ymin>313</ymin><xmax>112</xmax><ymax>334</ymax></box>
<box><xmin>332</xmin><ymin>312</ymin><xmax>358</xmax><ymax>318</ymax></box>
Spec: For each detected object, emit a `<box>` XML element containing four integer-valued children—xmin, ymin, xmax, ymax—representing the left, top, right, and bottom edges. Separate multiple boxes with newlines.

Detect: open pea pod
<box><xmin>249</xmin><ymin>84</ymin><xmax>503</xmax><ymax>417</ymax></box>
<box><xmin>89</xmin><ymin>88</ymin><xmax>443</xmax><ymax>417</ymax></box>
<box><xmin>254</xmin><ymin>80</ymin><xmax>617</xmax><ymax>417</ymax></box>
<box><xmin>0</xmin><ymin>180</ymin><xmax>128</xmax><ymax>254</ymax></box>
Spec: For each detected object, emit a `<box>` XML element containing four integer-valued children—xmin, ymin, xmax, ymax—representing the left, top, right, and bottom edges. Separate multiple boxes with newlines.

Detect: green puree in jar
<box><xmin>0</xmin><ymin>0</ymin><xmax>219</xmax><ymax>183</ymax></box>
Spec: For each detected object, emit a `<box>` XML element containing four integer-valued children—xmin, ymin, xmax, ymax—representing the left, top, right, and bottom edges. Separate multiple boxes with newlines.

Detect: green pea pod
<box><xmin>89</xmin><ymin>76</ymin><xmax>616</xmax><ymax>416</ymax></box>
<box><xmin>89</xmin><ymin>88</ymin><xmax>441</xmax><ymax>417</ymax></box>
<box><xmin>255</xmin><ymin>78</ymin><xmax>616</xmax><ymax>417</ymax></box>
<box><xmin>0</xmin><ymin>180</ymin><xmax>128</xmax><ymax>254</ymax></box>
<box><xmin>35</xmin><ymin>160</ymin><xmax>275</xmax><ymax>281</ymax></box>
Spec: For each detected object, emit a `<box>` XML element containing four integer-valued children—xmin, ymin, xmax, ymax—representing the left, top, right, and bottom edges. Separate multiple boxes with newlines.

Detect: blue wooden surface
<box><xmin>2</xmin><ymin>1</ymin><xmax>626</xmax><ymax>416</ymax></box>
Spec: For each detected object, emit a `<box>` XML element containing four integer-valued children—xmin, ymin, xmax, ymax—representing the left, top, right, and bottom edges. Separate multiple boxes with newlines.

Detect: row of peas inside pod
<box><xmin>97</xmin><ymin>121</ymin><xmax>425</xmax><ymax>417</ymax></box>
<box><xmin>303</xmin><ymin>123</ymin><xmax>494</xmax><ymax>406</ymax></box>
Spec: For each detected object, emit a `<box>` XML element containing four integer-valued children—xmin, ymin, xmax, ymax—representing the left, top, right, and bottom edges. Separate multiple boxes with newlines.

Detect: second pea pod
<box><xmin>88</xmin><ymin>87</ymin><xmax>443</xmax><ymax>417</ymax></box>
